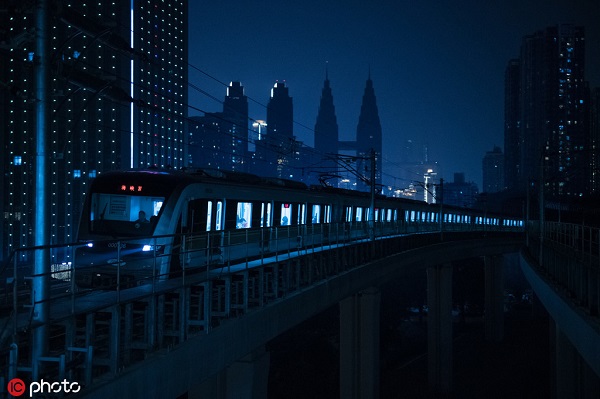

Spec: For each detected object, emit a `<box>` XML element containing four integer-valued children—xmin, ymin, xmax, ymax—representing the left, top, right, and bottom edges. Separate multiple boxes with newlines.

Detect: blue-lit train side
<box><xmin>74</xmin><ymin>169</ymin><xmax>521</xmax><ymax>289</ymax></box>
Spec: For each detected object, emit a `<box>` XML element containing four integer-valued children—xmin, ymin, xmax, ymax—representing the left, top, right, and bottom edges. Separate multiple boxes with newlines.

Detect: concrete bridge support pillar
<box><xmin>339</xmin><ymin>287</ymin><xmax>381</xmax><ymax>399</ymax></box>
<box><xmin>427</xmin><ymin>263</ymin><xmax>453</xmax><ymax>394</ymax></box>
<box><xmin>188</xmin><ymin>346</ymin><xmax>269</xmax><ymax>399</ymax></box>
<box><xmin>484</xmin><ymin>254</ymin><xmax>504</xmax><ymax>342</ymax></box>
<box><xmin>225</xmin><ymin>346</ymin><xmax>270</xmax><ymax>399</ymax></box>
<box><xmin>554</xmin><ymin>323</ymin><xmax>600</xmax><ymax>399</ymax></box>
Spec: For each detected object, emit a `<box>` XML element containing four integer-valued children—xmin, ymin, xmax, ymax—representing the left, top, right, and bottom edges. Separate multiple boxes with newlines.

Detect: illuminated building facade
<box><xmin>0</xmin><ymin>1</ymin><xmax>188</xmax><ymax>261</ymax></box>
<box><xmin>505</xmin><ymin>24</ymin><xmax>590</xmax><ymax>198</ymax></box>
<box><xmin>223</xmin><ymin>81</ymin><xmax>249</xmax><ymax>171</ymax></box>
<box><xmin>255</xmin><ymin>82</ymin><xmax>295</xmax><ymax>178</ymax></box>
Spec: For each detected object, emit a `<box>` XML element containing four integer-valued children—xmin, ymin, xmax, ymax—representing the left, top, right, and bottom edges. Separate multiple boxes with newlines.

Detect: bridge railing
<box><xmin>526</xmin><ymin>221</ymin><xmax>600</xmax><ymax>316</ymax></box>
<box><xmin>0</xmin><ymin>219</ymin><xmax>520</xmax><ymax>319</ymax></box>
<box><xmin>0</xmin><ymin>219</ymin><xmax>522</xmax><ymax>395</ymax></box>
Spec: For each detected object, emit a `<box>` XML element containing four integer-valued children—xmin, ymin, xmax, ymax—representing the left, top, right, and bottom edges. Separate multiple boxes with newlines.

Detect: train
<box><xmin>74</xmin><ymin>168</ymin><xmax>522</xmax><ymax>289</ymax></box>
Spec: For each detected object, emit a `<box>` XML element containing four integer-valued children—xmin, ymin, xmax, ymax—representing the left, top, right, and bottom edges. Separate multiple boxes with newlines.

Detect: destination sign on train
<box><xmin>120</xmin><ymin>185</ymin><xmax>143</xmax><ymax>192</ymax></box>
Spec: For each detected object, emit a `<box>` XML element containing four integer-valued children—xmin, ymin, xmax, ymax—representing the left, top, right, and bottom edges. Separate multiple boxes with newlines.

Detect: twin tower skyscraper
<box><xmin>189</xmin><ymin>71</ymin><xmax>383</xmax><ymax>191</ymax></box>
<box><xmin>314</xmin><ymin>70</ymin><xmax>383</xmax><ymax>190</ymax></box>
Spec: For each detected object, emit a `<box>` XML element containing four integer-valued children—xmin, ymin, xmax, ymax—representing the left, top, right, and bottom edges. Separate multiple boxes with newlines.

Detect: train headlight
<box><xmin>142</xmin><ymin>245</ymin><xmax>154</xmax><ymax>252</ymax></box>
<box><xmin>87</xmin><ymin>242</ymin><xmax>94</xmax><ymax>248</ymax></box>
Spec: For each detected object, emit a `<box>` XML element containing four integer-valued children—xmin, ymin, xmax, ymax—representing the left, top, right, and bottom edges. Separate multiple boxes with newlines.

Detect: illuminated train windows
<box><xmin>187</xmin><ymin>199</ymin><xmax>223</xmax><ymax>232</ymax></box>
<box><xmin>280</xmin><ymin>203</ymin><xmax>292</xmax><ymax>226</ymax></box>
<box><xmin>206</xmin><ymin>201</ymin><xmax>212</xmax><ymax>231</ymax></box>
<box><xmin>345</xmin><ymin>207</ymin><xmax>353</xmax><ymax>222</ymax></box>
<box><xmin>236</xmin><ymin>202</ymin><xmax>252</xmax><ymax>229</ymax></box>
<box><xmin>312</xmin><ymin>205</ymin><xmax>321</xmax><ymax>224</ymax></box>
<box><xmin>355</xmin><ymin>207</ymin><xmax>363</xmax><ymax>222</ymax></box>
<box><xmin>298</xmin><ymin>204</ymin><xmax>306</xmax><ymax>225</ymax></box>
<box><xmin>325</xmin><ymin>205</ymin><xmax>331</xmax><ymax>223</ymax></box>
<box><xmin>260</xmin><ymin>202</ymin><xmax>272</xmax><ymax>227</ymax></box>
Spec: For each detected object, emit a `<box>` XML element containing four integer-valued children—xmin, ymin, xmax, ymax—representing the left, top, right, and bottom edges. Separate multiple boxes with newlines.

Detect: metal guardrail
<box><xmin>0</xmin><ymin>220</ymin><xmax>520</xmax><ymax>397</ymax></box>
<box><xmin>526</xmin><ymin>221</ymin><xmax>600</xmax><ymax>317</ymax></box>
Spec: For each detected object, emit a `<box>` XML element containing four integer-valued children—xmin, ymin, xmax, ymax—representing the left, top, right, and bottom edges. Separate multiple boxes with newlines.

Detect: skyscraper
<box><xmin>505</xmin><ymin>24</ymin><xmax>590</xmax><ymax>199</ymax></box>
<box><xmin>482</xmin><ymin>146</ymin><xmax>504</xmax><ymax>193</ymax></box>
<box><xmin>188</xmin><ymin>82</ymin><xmax>249</xmax><ymax>172</ymax></box>
<box><xmin>223</xmin><ymin>81</ymin><xmax>249</xmax><ymax>171</ymax></box>
<box><xmin>356</xmin><ymin>74</ymin><xmax>382</xmax><ymax>192</ymax></box>
<box><xmin>504</xmin><ymin>59</ymin><xmax>521</xmax><ymax>191</ymax></box>
<box><xmin>314</xmin><ymin>69</ymin><xmax>339</xmax><ymax>184</ymax></box>
<box><xmin>591</xmin><ymin>88</ymin><xmax>600</xmax><ymax>194</ymax></box>
<box><xmin>257</xmin><ymin>82</ymin><xmax>295</xmax><ymax>178</ymax></box>
<box><xmin>0</xmin><ymin>1</ymin><xmax>188</xmax><ymax>261</ymax></box>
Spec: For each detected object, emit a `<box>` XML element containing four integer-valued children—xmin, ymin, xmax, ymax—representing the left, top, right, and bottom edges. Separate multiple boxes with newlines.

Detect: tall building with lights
<box><xmin>504</xmin><ymin>59</ymin><xmax>521</xmax><ymax>191</ymax></box>
<box><xmin>222</xmin><ymin>81</ymin><xmax>249</xmax><ymax>171</ymax></box>
<box><xmin>356</xmin><ymin>74</ymin><xmax>382</xmax><ymax>192</ymax></box>
<box><xmin>482</xmin><ymin>146</ymin><xmax>504</xmax><ymax>193</ymax></box>
<box><xmin>505</xmin><ymin>24</ymin><xmax>590</xmax><ymax>198</ymax></box>
<box><xmin>255</xmin><ymin>82</ymin><xmax>295</xmax><ymax>178</ymax></box>
<box><xmin>592</xmin><ymin>88</ymin><xmax>600</xmax><ymax>194</ymax></box>
<box><xmin>0</xmin><ymin>1</ymin><xmax>188</xmax><ymax>261</ymax></box>
<box><xmin>188</xmin><ymin>82</ymin><xmax>249</xmax><ymax>172</ymax></box>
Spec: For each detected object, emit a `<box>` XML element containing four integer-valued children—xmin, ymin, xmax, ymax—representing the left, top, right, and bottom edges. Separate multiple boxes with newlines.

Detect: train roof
<box><xmin>96</xmin><ymin>168</ymin><xmax>309</xmax><ymax>191</ymax></box>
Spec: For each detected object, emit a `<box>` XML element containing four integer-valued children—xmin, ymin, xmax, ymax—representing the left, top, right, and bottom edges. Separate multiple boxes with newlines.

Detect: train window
<box><xmin>89</xmin><ymin>192</ymin><xmax>165</xmax><ymax>236</ymax></box>
<box><xmin>260</xmin><ymin>202</ymin><xmax>272</xmax><ymax>227</ymax></box>
<box><xmin>215</xmin><ymin>201</ymin><xmax>223</xmax><ymax>230</ymax></box>
<box><xmin>281</xmin><ymin>203</ymin><xmax>292</xmax><ymax>226</ymax></box>
<box><xmin>355</xmin><ymin>207</ymin><xmax>363</xmax><ymax>222</ymax></box>
<box><xmin>345</xmin><ymin>207</ymin><xmax>353</xmax><ymax>222</ymax></box>
<box><xmin>325</xmin><ymin>205</ymin><xmax>331</xmax><ymax>223</ymax></box>
<box><xmin>312</xmin><ymin>205</ymin><xmax>321</xmax><ymax>224</ymax></box>
<box><xmin>206</xmin><ymin>202</ymin><xmax>213</xmax><ymax>231</ymax></box>
<box><xmin>204</xmin><ymin>200</ymin><xmax>224</xmax><ymax>231</ymax></box>
<box><xmin>387</xmin><ymin>209</ymin><xmax>392</xmax><ymax>222</ymax></box>
<box><xmin>236</xmin><ymin>202</ymin><xmax>252</xmax><ymax>229</ymax></box>
<box><xmin>298</xmin><ymin>204</ymin><xmax>306</xmax><ymax>225</ymax></box>
<box><xmin>374</xmin><ymin>209</ymin><xmax>379</xmax><ymax>222</ymax></box>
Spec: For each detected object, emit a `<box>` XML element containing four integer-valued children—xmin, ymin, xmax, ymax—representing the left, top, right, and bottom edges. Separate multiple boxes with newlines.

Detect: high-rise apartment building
<box><xmin>0</xmin><ymin>1</ymin><xmax>188</xmax><ymax>261</ymax></box>
<box><xmin>504</xmin><ymin>59</ymin><xmax>521</xmax><ymax>191</ymax></box>
<box><xmin>482</xmin><ymin>146</ymin><xmax>504</xmax><ymax>193</ymax></box>
<box><xmin>504</xmin><ymin>24</ymin><xmax>589</xmax><ymax>199</ymax></box>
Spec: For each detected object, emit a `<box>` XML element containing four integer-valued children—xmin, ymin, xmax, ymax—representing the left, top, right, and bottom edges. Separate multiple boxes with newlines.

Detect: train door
<box><xmin>185</xmin><ymin>199</ymin><xmax>223</xmax><ymax>266</ymax></box>
<box><xmin>280</xmin><ymin>203</ymin><xmax>292</xmax><ymax>226</ymax></box>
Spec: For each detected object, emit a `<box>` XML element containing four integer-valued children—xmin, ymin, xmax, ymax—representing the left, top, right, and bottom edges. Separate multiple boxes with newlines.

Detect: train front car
<box><xmin>75</xmin><ymin>170</ymin><xmax>183</xmax><ymax>289</ymax></box>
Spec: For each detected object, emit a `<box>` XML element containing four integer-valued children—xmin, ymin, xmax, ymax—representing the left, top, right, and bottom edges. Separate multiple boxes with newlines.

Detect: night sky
<box><xmin>188</xmin><ymin>0</ymin><xmax>600</xmax><ymax>189</ymax></box>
